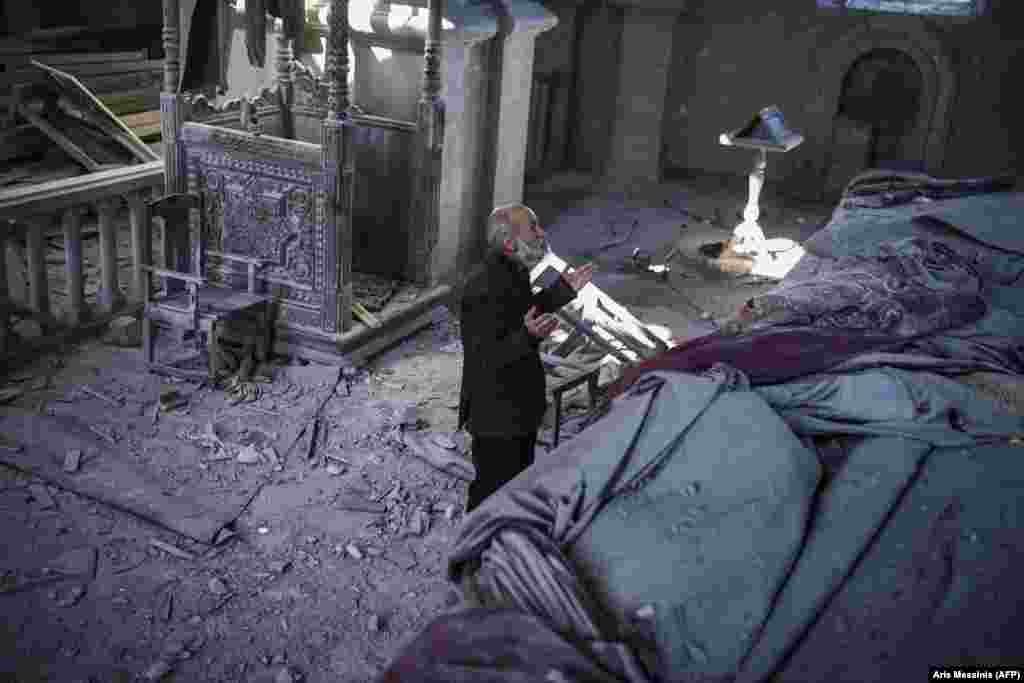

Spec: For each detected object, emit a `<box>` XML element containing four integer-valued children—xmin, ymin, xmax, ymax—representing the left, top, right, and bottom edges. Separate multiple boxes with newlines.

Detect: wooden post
<box><xmin>0</xmin><ymin>220</ymin><xmax>9</xmax><ymax>306</ymax></box>
<box><xmin>25</xmin><ymin>217</ymin><xmax>50</xmax><ymax>318</ymax></box>
<box><xmin>321</xmin><ymin>0</ymin><xmax>355</xmax><ymax>333</ymax></box>
<box><xmin>62</xmin><ymin>207</ymin><xmax>86</xmax><ymax>326</ymax></box>
<box><xmin>276</xmin><ymin>28</ymin><xmax>296</xmax><ymax>140</ymax></box>
<box><xmin>128</xmin><ymin>192</ymin><xmax>151</xmax><ymax>303</ymax></box>
<box><xmin>0</xmin><ymin>222</ymin><xmax>7</xmax><ymax>357</ymax></box>
<box><xmin>406</xmin><ymin>0</ymin><xmax>445</xmax><ymax>286</ymax></box>
<box><xmin>97</xmin><ymin>198</ymin><xmax>124</xmax><ymax>313</ymax></box>
<box><xmin>161</xmin><ymin>0</ymin><xmax>185</xmax><ymax>196</ymax></box>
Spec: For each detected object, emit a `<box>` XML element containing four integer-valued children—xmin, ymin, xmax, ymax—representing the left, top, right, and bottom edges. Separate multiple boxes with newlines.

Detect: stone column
<box><xmin>601</xmin><ymin>2</ymin><xmax>682</xmax><ymax>191</ymax></box>
<box><xmin>431</xmin><ymin>18</ymin><xmax>497</xmax><ymax>286</ymax></box>
<box><xmin>489</xmin><ymin>1</ymin><xmax>558</xmax><ymax>208</ymax></box>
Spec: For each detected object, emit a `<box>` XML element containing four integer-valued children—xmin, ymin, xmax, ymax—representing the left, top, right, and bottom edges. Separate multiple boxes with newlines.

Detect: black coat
<box><xmin>458</xmin><ymin>253</ymin><xmax>577</xmax><ymax>436</ymax></box>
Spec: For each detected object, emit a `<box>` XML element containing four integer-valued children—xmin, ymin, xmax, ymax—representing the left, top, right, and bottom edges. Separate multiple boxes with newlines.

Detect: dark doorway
<box><xmin>837</xmin><ymin>48</ymin><xmax>924</xmax><ymax>169</ymax></box>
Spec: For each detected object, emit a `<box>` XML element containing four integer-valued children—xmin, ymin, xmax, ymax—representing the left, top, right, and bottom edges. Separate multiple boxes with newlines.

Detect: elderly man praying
<box><xmin>458</xmin><ymin>203</ymin><xmax>593</xmax><ymax>512</ymax></box>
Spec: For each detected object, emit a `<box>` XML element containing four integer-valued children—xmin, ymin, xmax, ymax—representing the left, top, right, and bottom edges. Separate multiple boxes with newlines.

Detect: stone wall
<box><xmin>663</xmin><ymin>0</ymin><xmax>1022</xmax><ymax>197</ymax></box>
<box><xmin>569</xmin><ymin>0</ymin><xmax>1023</xmax><ymax>197</ymax></box>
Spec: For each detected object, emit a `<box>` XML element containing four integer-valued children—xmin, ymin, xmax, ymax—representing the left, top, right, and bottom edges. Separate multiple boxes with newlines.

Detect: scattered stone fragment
<box><xmin>444</xmin><ymin>503</ymin><xmax>457</xmax><ymax>522</ymax></box>
<box><xmin>334</xmin><ymin>494</ymin><xmax>386</xmax><ymax>514</ymax></box>
<box><xmin>325</xmin><ymin>463</ymin><xmax>345</xmax><ymax>476</ymax></box>
<box><xmin>267</xmin><ymin>560</ymin><xmax>292</xmax><ymax>574</ymax></box>
<box><xmin>236</xmin><ymin>444</ymin><xmax>262</xmax><ymax>464</ymax></box>
<box><xmin>367</xmin><ymin>614</ymin><xmax>381</xmax><ymax>632</ymax></box>
<box><xmin>275</xmin><ymin>666</ymin><xmax>304</xmax><ymax>683</ymax></box>
<box><xmin>28</xmin><ymin>483</ymin><xmax>56</xmax><ymax>509</ymax></box>
<box><xmin>409</xmin><ymin>508</ymin><xmax>430</xmax><ymax>536</ymax></box>
<box><xmin>257</xmin><ymin>526</ymin><xmax>271</xmax><ymax>535</ymax></box>
<box><xmin>48</xmin><ymin>547</ymin><xmax>98</xmax><ymax>581</ymax></box>
<box><xmin>390</xmin><ymin>547</ymin><xmax>418</xmax><ymax>570</ymax></box>
<box><xmin>208</xmin><ymin>577</ymin><xmax>229</xmax><ymax>595</ymax></box>
<box><xmin>141</xmin><ymin>658</ymin><xmax>174</xmax><ymax>681</ymax></box>
<box><xmin>345</xmin><ymin>543</ymin><xmax>363</xmax><ymax>560</ymax></box>
<box><xmin>159</xmin><ymin>389</ymin><xmax>188</xmax><ymax>412</ymax></box>
<box><xmin>56</xmin><ymin>585</ymin><xmax>86</xmax><ymax>607</ymax></box>
<box><xmin>63</xmin><ymin>449</ymin><xmax>82</xmax><ymax>473</ymax></box>
<box><xmin>683</xmin><ymin>481</ymin><xmax>701</xmax><ymax>496</ymax></box>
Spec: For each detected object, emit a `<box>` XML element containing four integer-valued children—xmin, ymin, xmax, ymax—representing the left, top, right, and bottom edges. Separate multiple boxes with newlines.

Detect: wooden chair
<box><xmin>141</xmin><ymin>193</ymin><xmax>274</xmax><ymax>380</ymax></box>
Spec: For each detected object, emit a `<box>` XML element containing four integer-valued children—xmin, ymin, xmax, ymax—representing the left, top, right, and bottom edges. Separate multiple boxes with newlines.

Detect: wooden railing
<box><xmin>0</xmin><ymin>160</ymin><xmax>165</xmax><ymax>355</ymax></box>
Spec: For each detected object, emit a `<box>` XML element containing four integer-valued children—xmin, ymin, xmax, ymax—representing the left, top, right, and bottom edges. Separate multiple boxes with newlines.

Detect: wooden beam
<box><xmin>17</xmin><ymin>105</ymin><xmax>101</xmax><ymax>172</ymax></box>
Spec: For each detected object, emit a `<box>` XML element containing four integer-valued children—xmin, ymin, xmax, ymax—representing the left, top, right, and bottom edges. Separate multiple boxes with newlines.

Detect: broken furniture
<box><xmin>719</xmin><ymin>106</ymin><xmax>804</xmax><ymax>259</ymax></box>
<box><xmin>548</xmin><ymin>363</ymin><xmax>602</xmax><ymax>448</ymax></box>
<box><xmin>528</xmin><ymin>249</ymin><xmax>673</xmax><ymax>447</ymax></box>
<box><xmin>141</xmin><ymin>193</ymin><xmax>273</xmax><ymax>380</ymax></box>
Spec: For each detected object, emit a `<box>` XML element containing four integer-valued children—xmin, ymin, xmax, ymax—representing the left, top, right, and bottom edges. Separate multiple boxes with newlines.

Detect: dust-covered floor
<box><xmin>0</xmin><ymin>171</ymin><xmax>836</xmax><ymax>683</ymax></box>
<box><xmin>0</xmin><ymin>308</ymin><xmax>470</xmax><ymax>683</ymax></box>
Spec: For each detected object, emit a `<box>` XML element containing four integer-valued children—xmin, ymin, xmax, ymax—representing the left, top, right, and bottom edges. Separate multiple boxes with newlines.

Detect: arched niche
<box><xmin>811</xmin><ymin>17</ymin><xmax>956</xmax><ymax>190</ymax></box>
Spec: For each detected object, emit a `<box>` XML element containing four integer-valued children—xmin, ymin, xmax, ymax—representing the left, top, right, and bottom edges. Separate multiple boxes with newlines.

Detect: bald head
<box><xmin>487</xmin><ymin>203</ymin><xmax>547</xmax><ymax>268</ymax></box>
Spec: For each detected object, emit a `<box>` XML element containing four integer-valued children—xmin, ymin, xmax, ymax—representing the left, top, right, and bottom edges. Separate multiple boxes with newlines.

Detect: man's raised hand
<box><xmin>563</xmin><ymin>263</ymin><xmax>594</xmax><ymax>292</ymax></box>
<box><xmin>524</xmin><ymin>306</ymin><xmax>559</xmax><ymax>339</ymax></box>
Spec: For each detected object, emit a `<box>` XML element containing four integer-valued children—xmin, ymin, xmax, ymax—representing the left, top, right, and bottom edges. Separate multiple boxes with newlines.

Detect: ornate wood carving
<box><xmin>276</xmin><ymin>33</ymin><xmax>296</xmax><ymax>139</ymax></box>
<box><xmin>162</xmin><ymin>0</ymin><xmax>181</xmax><ymax>94</ymax></box>
<box><xmin>182</xmin><ymin>124</ymin><xmax>327</xmax><ymax>313</ymax></box>
<box><xmin>327</xmin><ymin>0</ymin><xmax>351</xmax><ymax>118</ymax></box>
<box><xmin>185</xmin><ymin>87</ymin><xmax>279</xmax><ymax>123</ymax></box>
<box><xmin>406</xmin><ymin>0</ymin><xmax>445</xmax><ymax>285</ymax></box>
<box><xmin>162</xmin><ymin>0</ymin><xmax>184</xmax><ymax>195</ymax></box>
<box><xmin>292</xmin><ymin>61</ymin><xmax>330</xmax><ymax>111</ymax></box>
<box><xmin>322</xmin><ymin>0</ymin><xmax>355</xmax><ymax>332</ymax></box>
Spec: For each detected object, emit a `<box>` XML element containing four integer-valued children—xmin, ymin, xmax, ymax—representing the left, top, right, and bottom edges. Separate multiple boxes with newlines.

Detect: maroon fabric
<box><xmin>608</xmin><ymin>328</ymin><xmax>909</xmax><ymax>398</ymax></box>
<box><xmin>379</xmin><ymin>609</ymin><xmax>622</xmax><ymax>683</ymax></box>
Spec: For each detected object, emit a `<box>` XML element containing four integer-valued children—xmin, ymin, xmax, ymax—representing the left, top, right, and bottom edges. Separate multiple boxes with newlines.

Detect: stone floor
<box><xmin>0</xmin><ymin>171</ymin><xmax>837</xmax><ymax>683</ymax></box>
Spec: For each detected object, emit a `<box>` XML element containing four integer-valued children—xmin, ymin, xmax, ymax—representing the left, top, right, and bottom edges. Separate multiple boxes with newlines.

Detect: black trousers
<box><xmin>466</xmin><ymin>433</ymin><xmax>536</xmax><ymax>513</ymax></box>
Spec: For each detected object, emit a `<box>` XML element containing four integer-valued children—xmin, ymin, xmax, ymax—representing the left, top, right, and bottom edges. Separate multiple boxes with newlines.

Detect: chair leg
<box><xmin>209</xmin><ymin>321</ymin><xmax>221</xmax><ymax>381</ymax></box>
<box><xmin>143</xmin><ymin>318</ymin><xmax>156</xmax><ymax>367</ymax></box>
<box><xmin>258</xmin><ymin>305</ymin><xmax>273</xmax><ymax>364</ymax></box>
<box><xmin>553</xmin><ymin>391</ymin><xmax>564</xmax><ymax>448</ymax></box>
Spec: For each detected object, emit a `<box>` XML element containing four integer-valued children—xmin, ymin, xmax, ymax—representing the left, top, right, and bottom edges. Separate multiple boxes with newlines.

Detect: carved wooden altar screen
<box><xmin>159</xmin><ymin>0</ymin><xmax>445</xmax><ymax>341</ymax></box>
<box><xmin>180</xmin><ymin>123</ymin><xmax>337</xmax><ymax>332</ymax></box>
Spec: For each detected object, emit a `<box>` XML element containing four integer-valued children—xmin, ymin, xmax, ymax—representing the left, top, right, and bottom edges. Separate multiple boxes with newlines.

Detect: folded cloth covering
<box><xmin>449</xmin><ymin>372</ymin><xmax>822</xmax><ymax>682</ymax></box>
<box><xmin>610</xmin><ymin>237</ymin><xmax>989</xmax><ymax>398</ymax></box>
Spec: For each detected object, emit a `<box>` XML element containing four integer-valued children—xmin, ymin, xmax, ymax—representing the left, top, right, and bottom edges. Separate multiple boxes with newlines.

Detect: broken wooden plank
<box><xmin>532</xmin><ymin>251</ymin><xmax>664</xmax><ymax>356</ymax></box>
<box><xmin>352</xmin><ymin>301</ymin><xmax>381</xmax><ymax>328</ymax></box>
<box><xmin>555</xmin><ymin>307</ymin><xmax>633</xmax><ymax>365</ymax></box>
<box><xmin>17</xmin><ymin>103</ymin><xmax>100</xmax><ymax>171</ymax></box>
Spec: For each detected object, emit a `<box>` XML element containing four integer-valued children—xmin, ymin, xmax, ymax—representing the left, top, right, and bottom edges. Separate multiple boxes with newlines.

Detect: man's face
<box><xmin>510</xmin><ymin>214</ymin><xmax>548</xmax><ymax>269</ymax></box>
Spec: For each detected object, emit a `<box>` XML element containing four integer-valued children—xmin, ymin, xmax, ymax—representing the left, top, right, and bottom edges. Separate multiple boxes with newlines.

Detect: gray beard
<box><xmin>513</xmin><ymin>237</ymin><xmax>548</xmax><ymax>269</ymax></box>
